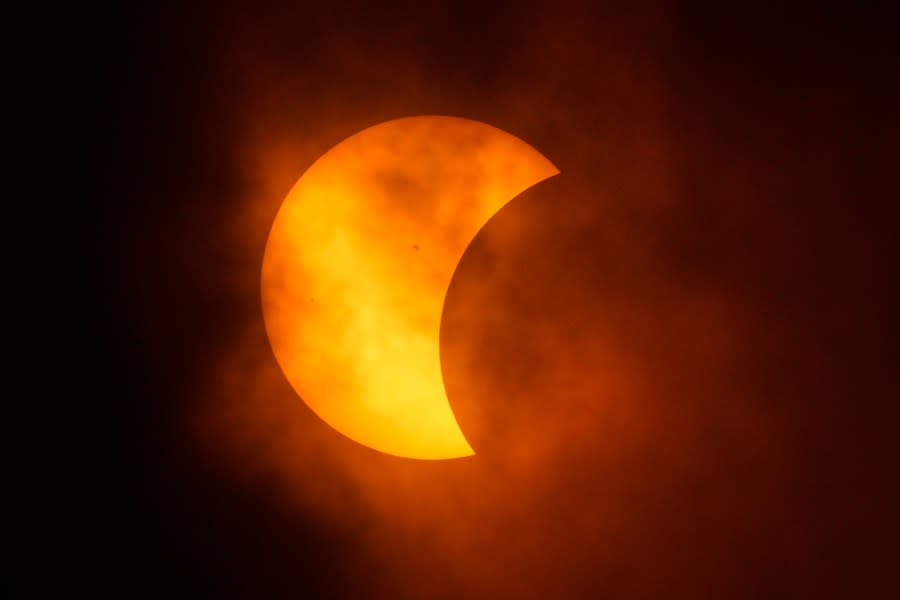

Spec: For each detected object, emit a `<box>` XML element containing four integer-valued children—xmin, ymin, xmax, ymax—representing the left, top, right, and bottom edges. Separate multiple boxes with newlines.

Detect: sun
<box><xmin>261</xmin><ymin>116</ymin><xmax>558</xmax><ymax>459</ymax></box>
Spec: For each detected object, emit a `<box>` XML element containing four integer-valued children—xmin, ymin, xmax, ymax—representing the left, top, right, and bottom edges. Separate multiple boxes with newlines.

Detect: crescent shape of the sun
<box><xmin>261</xmin><ymin>116</ymin><xmax>558</xmax><ymax>459</ymax></box>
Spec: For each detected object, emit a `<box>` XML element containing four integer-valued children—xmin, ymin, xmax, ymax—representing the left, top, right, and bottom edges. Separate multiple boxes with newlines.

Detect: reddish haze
<box><xmin>105</xmin><ymin>2</ymin><xmax>900</xmax><ymax>598</ymax></box>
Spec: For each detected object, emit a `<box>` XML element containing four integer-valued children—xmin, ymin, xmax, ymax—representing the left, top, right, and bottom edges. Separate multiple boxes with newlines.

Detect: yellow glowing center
<box><xmin>261</xmin><ymin>116</ymin><xmax>557</xmax><ymax>459</ymax></box>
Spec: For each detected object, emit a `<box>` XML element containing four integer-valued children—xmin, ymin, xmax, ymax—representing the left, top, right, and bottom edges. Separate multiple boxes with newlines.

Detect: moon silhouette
<box><xmin>261</xmin><ymin>116</ymin><xmax>558</xmax><ymax>459</ymax></box>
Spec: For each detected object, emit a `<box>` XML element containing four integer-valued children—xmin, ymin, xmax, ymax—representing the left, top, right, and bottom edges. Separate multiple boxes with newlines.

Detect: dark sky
<box><xmin>51</xmin><ymin>2</ymin><xmax>897</xmax><ymax>597</ymax></box>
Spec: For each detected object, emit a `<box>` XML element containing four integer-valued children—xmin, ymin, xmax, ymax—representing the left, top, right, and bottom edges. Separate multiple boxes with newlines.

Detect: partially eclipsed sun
<box><xmin>261</xmin><ymin>116</ymin><xmax>558</xmax><ymax>459</ymax></box>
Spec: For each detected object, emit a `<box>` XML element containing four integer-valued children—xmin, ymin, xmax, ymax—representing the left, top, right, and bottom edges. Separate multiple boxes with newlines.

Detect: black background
<box><xmin>41</xmin><ymin>2</ymin><xmax>898</xmax><ymax>597</ymax></box>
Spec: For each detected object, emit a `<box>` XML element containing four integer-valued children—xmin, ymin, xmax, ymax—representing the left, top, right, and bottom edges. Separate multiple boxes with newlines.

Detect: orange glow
<box><xmin>261</xmin><ymin>116</ymin><xmax>558</xmax><ymax>459</ymax></box>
